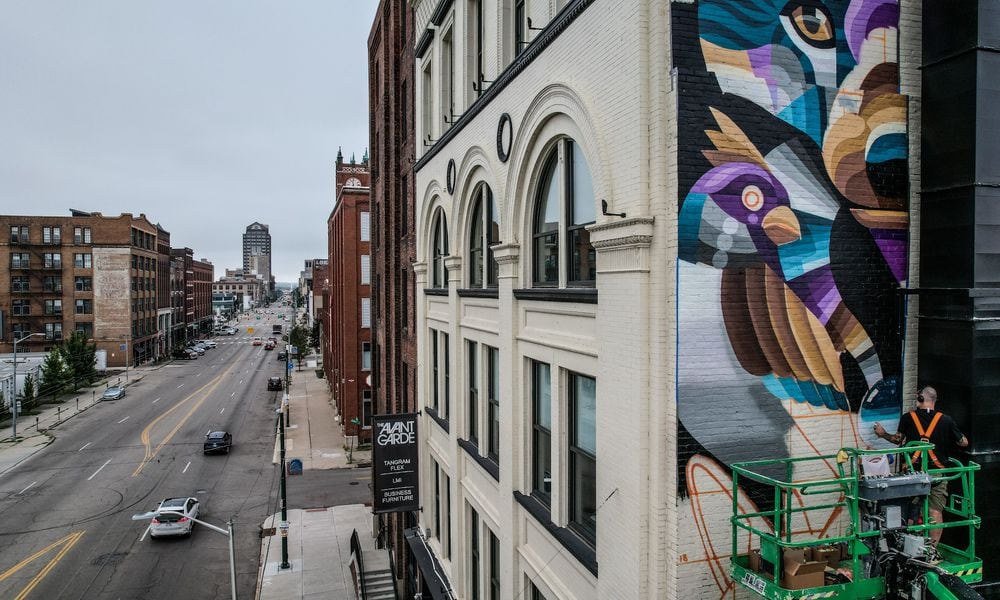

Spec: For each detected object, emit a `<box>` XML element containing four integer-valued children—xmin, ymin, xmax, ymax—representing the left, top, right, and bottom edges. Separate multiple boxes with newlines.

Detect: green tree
<box><xmin>0</xmin><ymin>390</ymin><xmax>8</xmax><ymax>423</ymax></box>
<box><xmin>39</xmin><ymin>348</ymin><xmax>71</xmax><ymax>399</ymax></box>
<box><xmin>19</xmin><ymin>374</ymin><xmax>37</xmax><ymax>413</ymax></box>
<box><xmin>309</xmin><ymin>321</ymin><xmax>321</xmax><ymax>351</ymax></box>
<box><xmin>62</xmin><ymin>331</ymin><xmax>98</xmax><ymax>390</ymax></box>
<box><xmin>289</xmin><ymin>323</ymin><xmax>309</xmax><ymax>369</ymax></box>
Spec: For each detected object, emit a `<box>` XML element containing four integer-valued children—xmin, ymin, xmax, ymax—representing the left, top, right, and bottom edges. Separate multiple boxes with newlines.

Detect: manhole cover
<box><xmin>92</xmin><ymin>552</ymin><xmax>128</xmax><ymax>566</ymax></box>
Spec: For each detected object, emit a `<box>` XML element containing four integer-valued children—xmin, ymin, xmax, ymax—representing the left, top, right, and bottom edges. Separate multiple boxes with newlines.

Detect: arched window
<box><xmin>532</xmin><ymin>138</ymin><xmax>595</xmax><ymax>287</ymax></box>
<box><xmin>468</xmin><ymin>183</ymin><xmax>500</xmax><ymax>288</ymax></box>
<box><xmin>431</xmin><ymin>210</ymin><xmax>449</xmax><ymax>288</ymax></box>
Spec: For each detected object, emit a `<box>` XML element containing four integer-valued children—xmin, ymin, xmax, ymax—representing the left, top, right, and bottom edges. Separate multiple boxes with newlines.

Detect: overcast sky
<box><xmin>1</xmin><ymin>0</ymin><xmax>378</xmax><ymax>283</ymax></box>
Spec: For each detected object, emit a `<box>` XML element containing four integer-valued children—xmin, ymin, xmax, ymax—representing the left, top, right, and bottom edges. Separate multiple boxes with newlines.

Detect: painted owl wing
<box><xmin>850</xmin><ymin>208</ymin><xmax>909</xmax><ymax>285</ymax></box>
<box><xmin>721</xmin><ymin>264</ymin><xmax>849</xmax><ymax>411</ymax></box>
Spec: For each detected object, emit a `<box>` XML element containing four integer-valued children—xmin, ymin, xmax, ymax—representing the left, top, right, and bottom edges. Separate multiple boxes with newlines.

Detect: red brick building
<box><xmin>0</xmin><ymin>211</ymin><xmax>159</xmax><ymax>368</ymax></box>
<box><xmin>326</xmin><ymin>151</ymin><xmax>372</xmax><ymax>442</ymax></box>
<box><xmin>368</xmin><ymin>0</ymin><xmax>416</xmax><ymax>591</ymax></box>
<box><xmin>171</xmin><ymin>248</ymin><xmax>215</xmax><ymax>340</ymax></box>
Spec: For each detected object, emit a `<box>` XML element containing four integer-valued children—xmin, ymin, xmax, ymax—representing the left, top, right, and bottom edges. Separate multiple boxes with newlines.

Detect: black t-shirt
<box><xmin>898</xmin><ymin>409</ymin><xmax>965</xmax><ymax>467</ymax></box>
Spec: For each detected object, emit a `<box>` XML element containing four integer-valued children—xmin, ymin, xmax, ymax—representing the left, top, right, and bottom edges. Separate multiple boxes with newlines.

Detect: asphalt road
<box><xmin>0</xmin><ymin>309</ymin><xmax>359</xmax><ymax>600</ymax></box>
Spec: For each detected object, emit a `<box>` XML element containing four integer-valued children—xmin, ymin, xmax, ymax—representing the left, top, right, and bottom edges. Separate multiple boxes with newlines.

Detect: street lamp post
<box><xmin>277</xmin><ymin>409</ymin><xmax>290</xmax><ymax>569</ymax></box>
<box><xmin>132</xmin><ymin>511</ymin><xmax>237</xmax><ymax>600</ymax></box>
<box><xmin>11</xmin><ymin>333</ymin><xmax>45</xmax><ymax>440</ymax></box>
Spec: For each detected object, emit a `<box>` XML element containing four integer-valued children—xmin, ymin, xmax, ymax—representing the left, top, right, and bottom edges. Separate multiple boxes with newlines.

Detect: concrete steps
<box><xmin>362</xmin><ymin>550</ymin><xmax>397</xmax><ymax>600</ymax></box>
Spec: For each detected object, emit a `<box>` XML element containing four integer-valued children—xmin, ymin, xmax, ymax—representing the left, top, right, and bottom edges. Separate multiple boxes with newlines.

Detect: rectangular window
<box><xmin>12</xmin><ymin>299</ymin><xmax>31</xmax><ymax>316</ymax></box>
<box><xmin>470</xmin><ymin>506</ymin><xmax>480</xmax><ymax>600</ymax></box>
<box><xmin>74</xmin><ymin>226</ymin><xmax>92</xmax><ymax>244</ymax></box>
<box><xmin>361</xmin><ymin>297</ymin><xmax>371</xmax><ymax>328</ymax></box>
<box><xmin>12</xmin><ymin>323</ymin><xmax>28</xmax><ymax>338</ymax></box>
<box><xmin>434</xmin><ymin>462</ymin><xmax>442</xmax><ymax>539</ymax></box>
<box><xmin>361</xmin><ymin>341</ymin><xmax>372</xmax><ymax>371</ymax></box>
<box><xmin>444</xmin><ymin>472</ymin><xmax>452</xmax><ymax>558</ymax></box>
<box><xmin>44</xmin><ymin>253</ymin><xmax>62</xmax><ymax>268</ymax></box>
<box><xmin>360</xmin><ymin>211</ymin><xmax>371</xmax><ymax>242</ymax></box>
<box><xmin>361</xmin><ymin>254</ymin><xmax>371</xmax><ymax>285</ymax></box>
<box><xmin>43</xmin><ymin>276</ymin><xmax>62</xmax><ymax>292</ymax></box>
<box><xmin>442</xmin><ymin>26</ymin><xmax>454</xmax><ymax>128</ymax></box>
<box><xmin>45</xmin><ymin>322</ymin><xmax>63</xmax><ymax>341</ymax></box>
<box><xmin>362</xmin><ymin>389</ymin><xmax>373</xmax><ymax>428</ymax></box>
<box><xmin>75</xmin><ymin>322</ymin><xmax>93</xmax><ymax>338</ymax></box>
<box><xmin>422</xmin><ymin>60</ymin><xmax>433</xmax><ymax>141</ymax></box>
<box><xmin>75</xmin><ymin>299</ymin><xmax>93</xmax><ymax>315</ymax></box>
<box><xmin>515</xmin><ymin>0</ymin><xmax>527</xmax><ymax>56</ymax></box>
<box><xmin>569</xmin><ymin>372</ymin><xmax>597</xmax><ymax>544</ymax></box>
<box><xmin>489</xmin><ymin>530</ymin><xmax>500</xmax><ymax>600</ymax></box>
<box><xmin>75</xmin><ymin>276</ymin><xmax>92</xmax><ymax>291</ymax></box>
<box><xmin>532</xmin><ymin>360</ymin><xmax>552</xmax><ymax>503</ymax></box>
<box><xmin>431</xmin><ymin>328</ymin><xmax>440</xmax><ymax>412</ymax></box>
<box><xmin>530</xmin><ymin>582</ymin><xmax>549</xmax><ymax>600</ymax></box>
<box><xmin>43</xmin><ymin>226</ymin><xmax>60</xmax><ymax>244</ymax></box>
<box><xmin>12</xmin><ymin>253</ymin><xmax>29</xmax><ymax>268</ymax></box>
<box><xmin>443</xmin><ymin>332</ymin><xmax>450</xmax><ymax>419</ymax></box>
<box><xmin>10</xmin><ymin>225</ymin><xmax>28</xmax><ymax>243</ymax></box>
<box><xmin>473</xmin><ymin>0</ymin><xmax>484</xmax><ymax>96</ymax></box>
<box><xmin>74</xmin><ymin>253</ymin><xmax>92</xmax><ymax>268</ymax></box>
<box><xmin>11</xmin><ymin>276</ymin><xmax>29</xmax><ymax>292</ymax></box>
<box><xmin>487</xmin><ymin>346</ymin><xmax>500</xmax><ymax>462</ymax></box>
<box><xmin>467</xmin><ymin>340</ymin><xmax>479</xmax><ymax>444</ymax></box>
<box><xmin>44</xmin><ymin>299</ymin><xmax>63</xmax><ymax>315</ymax></box>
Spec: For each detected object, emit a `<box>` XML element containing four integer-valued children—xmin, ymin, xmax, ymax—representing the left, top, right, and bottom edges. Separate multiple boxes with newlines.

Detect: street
<box><xmin>0</xmin><ymin>313</ymin><xmax>362</xmax><ymax>600</ymax></box>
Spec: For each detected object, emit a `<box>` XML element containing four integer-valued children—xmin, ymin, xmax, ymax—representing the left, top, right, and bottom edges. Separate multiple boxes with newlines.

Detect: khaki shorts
<box><xmin>928</xmin><ymin>480</ymin><xmax>948</xmax><ymax>512</ymax></box>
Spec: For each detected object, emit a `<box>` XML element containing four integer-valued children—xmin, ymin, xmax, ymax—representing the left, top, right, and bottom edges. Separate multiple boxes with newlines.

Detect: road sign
<box><xmin>119</xmin><ymin>344</ymin><xmax>127</xmax><ymax>351</ymax></box>
<box><xmin>247</xmin><ymin>327</ymin><xmax>254</xmax><ymax>334</ymax></box>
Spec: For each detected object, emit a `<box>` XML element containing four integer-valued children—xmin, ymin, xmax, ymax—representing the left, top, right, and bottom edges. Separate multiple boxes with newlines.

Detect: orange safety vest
<box><xmin>909</xmin><ymin>411</ymin><xmax>946</xmax><ymax>469</ymax></box>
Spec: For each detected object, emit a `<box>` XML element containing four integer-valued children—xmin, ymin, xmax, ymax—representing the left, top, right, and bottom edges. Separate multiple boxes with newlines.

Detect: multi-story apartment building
<box><xmin>311</xmin><ymin>260</ymin><xmax>327</xmax><ymax>332</ymax></box>
<box><xmin>155</xmin><ymin>224</ymin><xmax>181</xmax><ymax>358</ymax></box>
<box><xmin>212</xmin><ymin>272</ymin><xmax>266</xmax><ymax>312</ymax></box>
<box><xmin>368</xmin><ymin>0</ymin><xmax>418</xmax><ymax>592</ymax></box>
<box><xmin>405</xmin><ymin>1</ymin><xmax>1000</xmax><ymax>598</ymax></box>
<box><xmin>325</xmin><ymin>152</ymin><xmax>373</xmax><ymax>444</ymax></box>
<box><xmin>171</xmin><ymin>248</ymin><xmax>214</xmax><ymax>339</ymax></box>
<box><xmin>242</xmin><ymin>222</ymin><xmax>272</xmax><ymax>291</ymax></box>
<box><xmin>1</xmin><ymin>211</ymin><xmax>159</xmax><ymax>368</ymax></box>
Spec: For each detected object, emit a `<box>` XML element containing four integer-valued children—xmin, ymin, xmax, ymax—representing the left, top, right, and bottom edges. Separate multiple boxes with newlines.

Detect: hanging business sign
<box><xmin>372</xmin><ymin>413</ymin><xmax>420</xmax><ymax>514</ymax></box>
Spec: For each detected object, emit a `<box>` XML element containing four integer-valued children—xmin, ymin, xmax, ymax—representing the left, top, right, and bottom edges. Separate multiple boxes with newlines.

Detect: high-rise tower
<box><xmin>241</xmin><ymin>222</ymin><xmax>271</xmax><ymax>288</ymax></box>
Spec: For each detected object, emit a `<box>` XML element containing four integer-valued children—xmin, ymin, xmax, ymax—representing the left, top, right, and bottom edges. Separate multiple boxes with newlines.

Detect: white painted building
<box><xmin>411</xmin><ymin>0</ymin><xmax>920</xmax><ymax>599</ymax></box>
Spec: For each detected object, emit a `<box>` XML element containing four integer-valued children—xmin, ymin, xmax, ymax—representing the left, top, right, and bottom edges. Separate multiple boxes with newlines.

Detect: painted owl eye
<box><xmin>785</xmin><ymin>3</ymin><xmax>835</xmax><ymax>48</ymax></box>
<box><xmin>742</xmin><ymin>185</ymin><xmax>764</xmax><ymax>212</ymax></box>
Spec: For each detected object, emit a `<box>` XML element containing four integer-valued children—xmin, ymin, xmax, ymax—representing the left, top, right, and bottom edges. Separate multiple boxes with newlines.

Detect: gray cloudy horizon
<box><xmin>1</xmin><ymin>1</ymin><xmax>378</xmax><ymax>283</ymax></box>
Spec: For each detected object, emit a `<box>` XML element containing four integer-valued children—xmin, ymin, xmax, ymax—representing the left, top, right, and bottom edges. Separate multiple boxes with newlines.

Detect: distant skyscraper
<box><xmin>242</xmin><ymin>222</ymin><xmax>271</xmax><ymax>286</ymax></box>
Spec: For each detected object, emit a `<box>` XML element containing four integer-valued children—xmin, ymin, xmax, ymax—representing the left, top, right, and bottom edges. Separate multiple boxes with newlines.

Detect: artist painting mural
<box><xmin>673</xmin><ymin>0</ymin><xmax>908</xmax><ymax>595</ymax></box>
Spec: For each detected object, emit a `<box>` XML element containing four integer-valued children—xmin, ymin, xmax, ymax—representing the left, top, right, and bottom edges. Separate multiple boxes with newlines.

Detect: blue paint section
<box><xmin>762</xmin><ymin>374</ymin><xmax>849</xmax><ymax>411</ymax></box>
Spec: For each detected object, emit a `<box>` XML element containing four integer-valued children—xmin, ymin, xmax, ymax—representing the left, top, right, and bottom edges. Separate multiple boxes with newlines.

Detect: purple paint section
<box><xmin>746</xmin><ymin>45</ymin><xmax>781</xmax><ymax>111</ymax></box>
<box><xmin>872</xmin><ymin>231</ymin><xmax>908</xmax><ymax>284</ymax></box>
<box><xmin>845</xmin><ymin>0</ymin><xmax>900</xmax><ymax>62</ymax></box>
<box><xmin>788</xmin><ymin>267</ymin><xmax>842</xmax><ymax>324</ymax></box>
<box><xmin>691</xmin><ymin>162</ymin><xmax>769</xmax><ymax>195</ymax></box>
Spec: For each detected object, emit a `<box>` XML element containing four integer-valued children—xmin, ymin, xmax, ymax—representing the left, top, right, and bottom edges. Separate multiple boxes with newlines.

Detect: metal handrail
<box><xmin>350</xmin><ymin>529</ymin><xmax>368</xmax><ymax>600</ymax></box>
<box><xmin>386</xmin><ymin>537</ymin><xmax>400</xmax><ymax>600</ymax></box>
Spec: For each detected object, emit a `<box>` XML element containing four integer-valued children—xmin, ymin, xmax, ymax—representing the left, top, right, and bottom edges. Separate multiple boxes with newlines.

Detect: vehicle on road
<box><xmin>277</xmin><ymin>350</ymin><xmax>287</xmax><ymax>361</ymax></box>
<box><xmin>200</xmin><ymin>340</ymin><xmax>217</xmax><ymax>348</ymax></box>
<box><xmin>149</xmin><ymin>497</ymin><xmax>200</xmax><ymax>538</ymax></box>
<box><xmin>187</xmin><ymin>345</ymin><xmax>205</xmax><ymax>356</ymax></box>
<box><xmin>264</xmin><ymin>341</ymin><xmax>275</xmax><ymax>350</ymax></box>
<box><xmin>102</xmin><ymin>386</ymin><xmax>125</xmax><ymax>400</ymax></box>
<box><xmin>252</xmin><ymin>337</ymin><xmax>263</xmax><ymax>346</ymax></box>
<box><xmin>267</xmin><ymin>377</ymin><xmax>284</xmax><ymax>391</ymax></box>
<box><xmin>272</xmin><ymin>324</ymin><xmax>282</xmax><ymax>335</ymax></box>
<box><xmin>203</xmin><ymin>431</ymin><xmax>233</xmax><ymax>454</ymax></box>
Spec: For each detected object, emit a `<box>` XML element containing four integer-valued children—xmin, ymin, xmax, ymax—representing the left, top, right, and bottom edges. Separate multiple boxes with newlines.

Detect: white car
<box><xmin>149</xmin><ymin>497</ymin><xmax>200</xmax><ymax>538</ymax></box>
<box><xmin>200</xmin><ymin>340</ymin><xmax>217</xmax><ymax>348</ymax></box>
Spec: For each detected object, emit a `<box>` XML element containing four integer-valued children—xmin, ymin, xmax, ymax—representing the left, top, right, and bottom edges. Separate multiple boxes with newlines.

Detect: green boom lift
<box><xmin>730</xmin><ymin>443</ymin><xmax>983</xmax><ymax>599</ymax></box>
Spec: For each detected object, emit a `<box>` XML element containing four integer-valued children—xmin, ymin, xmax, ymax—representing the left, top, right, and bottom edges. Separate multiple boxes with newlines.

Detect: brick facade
<box><xmin>325</xmin><ymin>154</ymin><xmax>372</xmax><ymax>442</ymax></box>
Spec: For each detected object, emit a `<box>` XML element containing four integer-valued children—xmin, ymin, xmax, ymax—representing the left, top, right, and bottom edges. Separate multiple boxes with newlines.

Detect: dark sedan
<box><xmin>203</xmin><ymin>431</ymin><xmax>233</xmax><ymax>454</ymax></box>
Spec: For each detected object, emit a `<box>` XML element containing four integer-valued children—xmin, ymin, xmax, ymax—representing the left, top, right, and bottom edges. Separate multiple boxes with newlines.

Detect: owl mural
<box><xmin>673</xmin><ymin>0</ymin><xmax>908</xmax><ymax>596</ymax></box>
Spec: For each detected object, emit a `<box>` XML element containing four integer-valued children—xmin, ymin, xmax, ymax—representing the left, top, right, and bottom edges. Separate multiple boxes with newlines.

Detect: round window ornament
<box><xmin>496</xmin><ymin>113</ymin><xmax>513</xmax><ymax>163</ymax></box>
<box><xmin>446</xmin><ymin>159</ymin><xmax>457</xmax><ymax>195</ymax></box>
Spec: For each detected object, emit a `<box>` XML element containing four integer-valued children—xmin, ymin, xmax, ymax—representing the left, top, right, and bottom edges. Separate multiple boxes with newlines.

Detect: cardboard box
<box><xmin>810</xmin><ymin>545</ymin><xmax>843</xmax><ymax>568</ymax></box>
<box><xmin>782</xmin><ymin>549</ymin><xmax>827</xmax><ymax>590</ymax></box>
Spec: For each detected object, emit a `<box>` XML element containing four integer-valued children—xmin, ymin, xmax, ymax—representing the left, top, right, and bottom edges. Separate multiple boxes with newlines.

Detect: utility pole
<box><xmin>278</xmin><ymin>410</ymin><xmax>290</xmax><ymax>569</ymax></box>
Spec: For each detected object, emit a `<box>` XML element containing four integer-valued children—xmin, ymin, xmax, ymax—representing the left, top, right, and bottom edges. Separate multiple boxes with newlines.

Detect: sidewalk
<box><xmin>257</xmin><ymin>354</ymin><xmax>375</xmax><ymax>600</ymax></box>
<box><xmin>0</xmin><ymin>366</ymin><xmax>158</xmax><ymax>475</ymax></box>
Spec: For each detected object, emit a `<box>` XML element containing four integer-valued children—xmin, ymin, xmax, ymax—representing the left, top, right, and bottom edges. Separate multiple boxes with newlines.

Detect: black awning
<box><xmin>403</xmin><ymin>527</ymin><xmax>453</xmax><ymax>600</ymax></box>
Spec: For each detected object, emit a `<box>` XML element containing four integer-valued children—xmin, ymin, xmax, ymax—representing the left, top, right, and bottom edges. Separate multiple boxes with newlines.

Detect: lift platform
<box><xmin>730</xmin><ymin>443</ymin><xmax>982</xmax><ymax>600</ymax></box>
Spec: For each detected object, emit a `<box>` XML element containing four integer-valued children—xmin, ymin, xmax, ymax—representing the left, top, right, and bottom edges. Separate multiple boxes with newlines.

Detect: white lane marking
<box><xmin>196</xmin><ymin>373</ymin><xmax>201</xmax><ymax>377</ymax></box>
<box><xmin>18</xmin><ymin>481</ymin><xmax>38</xmax><ymax>495</ymax></box>
<box><xmin>139</xmin><ymin>524</ymin><xmax>151</xmax><ymax>542</ymax></box>
<box><xmin>177</xmin><ymin>384</ymin><xmax>184</xmax><ymax>389</ymax></box>
<box><xmin>153</xmin><ymin>397</ymin><xmax>161</xmax><ymax>404</ymax></box>
<box><xmin>87</xmin><ymin>459</ymin><xmax>112</xmax><ymax>481</ymax></box>
<box><xmin>79</xmin><ymin>442</ymin><xmax>92</xmax><ymax>452</ymax></box>
<box><xmin>206</xmin><ymin>429</ymin><xmax>212</xmax><ymax>435</ymax></box>
<box><xmin>230</xmin><ymin>392</ymin><xmax>235</xmax><ymax>398</ymax></box>
<box><xmin>220</xmin><ymin>408</ymin><xmax>225</xmax><ymax>414</ymax></box>
<box><xmin>239</xmin><ymin>379</ymin><xmax>243</xmax><ymax>385</ymax></box>
<box><xmin>117</xmin><ymin>416</ymin><xmax>130</xmax><ymax>424</ymax></box>
<box><xmin>183</xmin><ymin>461</ymin><xmax>191</xmax><ymax>474</ymax></box>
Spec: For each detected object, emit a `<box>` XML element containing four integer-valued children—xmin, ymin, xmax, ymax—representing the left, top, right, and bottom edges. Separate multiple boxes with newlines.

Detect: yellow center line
<box><xmin>13</xmin><ymin>531</ymin><xmax>85</xmax><ymax>600</ymax></box>
<box><xmin>132</xmin><ymin>362</ymin><xmax>240</xmax><ymax>477</ymax></box>
<box><xmin>0</xmin><ymin>532</ymin><xmax>81</xmax><ymax>584</ymax></box>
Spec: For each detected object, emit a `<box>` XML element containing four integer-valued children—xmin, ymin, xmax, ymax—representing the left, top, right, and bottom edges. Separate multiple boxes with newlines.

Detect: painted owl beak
<box><xmin>762</xmin><ymin>206</ymin><xmax>801</xmax><ymax>246</ymax></box>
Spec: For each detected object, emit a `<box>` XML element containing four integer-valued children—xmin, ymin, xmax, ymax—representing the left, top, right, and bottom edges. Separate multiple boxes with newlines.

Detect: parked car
<box><xmin>149</xmin><ymin>497</ymin><xmax>200</xmax><ymax>538</ymax></box>
<box><xmin>203</xmin><ymin>431</ymin><xmax>233</xmax><ymax>454</ymax></box>
<box><xmin>277</xmin><ymin>350</ymin><xmax>287</xmax><ymax>361</ymax></box>
<box><xmin>200</xmin><ymin>340</ymin><xmax>217</xmax><ymax>349</ymax></box>
<box><xmin>267</xmin><ymin>377</ymin><xmax>283</xmax><ymax>391</ymax></box>
<box><xmin>102</xmin><ymin>386</ymin><xmax>125</xmax><ymax>400</ymax></box>
<box><xmin>187</xmin><ymin>345</ymin><xmax>205</xmax><ymax>356</ymax></box>
<box><xmin>252</xmin><ymin>337</ymin><xmax>263</xmax><ymax>346</ymax></box>
<box><xmin>172</xmin><ymin>348</ymin><xmax>194</xmax><ymax>360</ymax></box>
